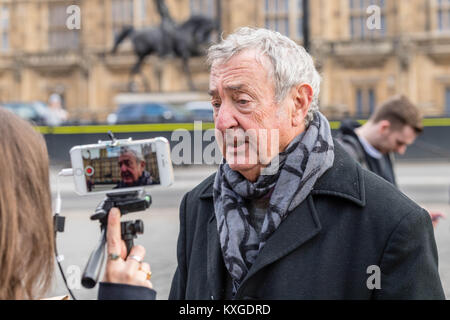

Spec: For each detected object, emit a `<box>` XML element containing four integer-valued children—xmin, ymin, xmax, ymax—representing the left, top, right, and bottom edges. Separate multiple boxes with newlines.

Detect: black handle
<box><xmin>81</xmin><ymin>228</ymin><xmax>106</xmax><ymax>289</ymax></box>
<box><xmin>125</xmin><ymin>239</ymin><xmax>134</xmax><ymax>256</ymax></box>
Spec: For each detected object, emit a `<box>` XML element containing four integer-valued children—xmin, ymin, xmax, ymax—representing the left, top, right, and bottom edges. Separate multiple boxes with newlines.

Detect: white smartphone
<box><xmin>70</xmin><ymin>137</ymin><xmax>174</xmax><ymax>195</ymax></box>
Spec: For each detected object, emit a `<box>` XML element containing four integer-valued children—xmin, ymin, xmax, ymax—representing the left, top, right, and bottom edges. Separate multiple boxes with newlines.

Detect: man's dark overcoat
<box><xmin>168</xmin><ymin>142</ymin><xmax>445</xmax><ymax>300</ymax></box>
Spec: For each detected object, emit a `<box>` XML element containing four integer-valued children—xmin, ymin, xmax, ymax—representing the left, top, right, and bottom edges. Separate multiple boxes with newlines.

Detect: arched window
<box><xmin>263</xmin><ymin>0</ymin><xmax>303</xmax><ymax>40</ymax></box>
<box><xmin>48</xmin><ymin>1</ymin><xmax>80</xmax><ymax>50</ymax></box>
<box><xmin>190</xmin><ymin>0</ymin><xmax>217</xmax><ymax>18</ymax></box>
<box><xmin>437</xmin><ymin>0</ymin><xmax>450</xmax><ymax>31</ymax></box>
<box><xmin>0</xmin><ymin>5</ymin><xmax>9</xmax><ymax>52</ymax></box>
<box><xmin>111</xmin><ymin>0</ymin><xmax>134</xmax><ymax>38</ymax></box>
<box><xmin>349</xmin><ymin>0</ymin><xmax>386</xmax><ymax>39</ymax></box>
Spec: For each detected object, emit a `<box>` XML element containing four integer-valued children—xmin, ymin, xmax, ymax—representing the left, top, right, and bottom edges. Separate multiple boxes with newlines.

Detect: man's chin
<box><xmin>122</xmin><ymin>178</ymin><xmax>134</xmax><ymax>186</ymax></box>
<box><xmin>227</xmin><ymin>161</ymin><xmax>260</xmax><ymax>174</ymax></box>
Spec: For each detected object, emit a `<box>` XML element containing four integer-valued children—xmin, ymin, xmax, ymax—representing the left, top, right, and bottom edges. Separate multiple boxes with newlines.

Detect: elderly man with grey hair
<box><xmin>114</xmin><ymin>146</ymin><xmax>155</xmax><ymax>188</ymax></box>
<box><xmin>99</xmin><ymin>28</ymin><xmax>444</xmax><ymax>300</ymax></box>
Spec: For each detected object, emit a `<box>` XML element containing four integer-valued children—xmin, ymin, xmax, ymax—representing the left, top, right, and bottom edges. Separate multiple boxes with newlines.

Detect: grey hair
<box><xmin>120</xmin><ymin>146</ymin><xmax>144</xmax><ymax>162</ymax></box>
<box><xmin>207</xmin><ymin>27</ymin><xmax>321</xmax><ymax>127</ymax></box>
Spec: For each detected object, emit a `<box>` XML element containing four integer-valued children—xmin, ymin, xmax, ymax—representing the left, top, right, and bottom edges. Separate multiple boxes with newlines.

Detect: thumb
<box><xmin>106</xmin><ymin>208</ymin><xmax>126</xmax><ymax>259</ymax></box>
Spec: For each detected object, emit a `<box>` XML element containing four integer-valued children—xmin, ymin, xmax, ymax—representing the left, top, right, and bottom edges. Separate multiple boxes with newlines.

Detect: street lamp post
<box><xmin>302</xmin><ymin>0</ymin><xmax>310</xmax><ymax>52</ymax></box>
<box><xmin>216</xmin><ymin>0</ymin><xmax>222</xmax><ymax>37</ymax></box>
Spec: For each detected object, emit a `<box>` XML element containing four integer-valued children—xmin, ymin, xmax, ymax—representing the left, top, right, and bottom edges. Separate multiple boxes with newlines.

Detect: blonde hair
<box><xmin>0</xmin><ymin>108</ymin><xmax>54</xmax><ymax>299</ymax></box>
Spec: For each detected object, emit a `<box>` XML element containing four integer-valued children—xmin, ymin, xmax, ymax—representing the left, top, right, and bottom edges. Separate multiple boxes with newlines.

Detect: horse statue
<box><xmin>111</xmin><ymin>0</ymin><xmax>218</xmax><ymax>92</ymax></box>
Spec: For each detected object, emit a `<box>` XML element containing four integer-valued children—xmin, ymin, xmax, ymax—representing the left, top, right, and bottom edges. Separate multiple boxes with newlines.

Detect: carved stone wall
<box><xmin>0</xmin><ymin>0</ymin><xmax>449</xmax><ymax>121</ymax></box>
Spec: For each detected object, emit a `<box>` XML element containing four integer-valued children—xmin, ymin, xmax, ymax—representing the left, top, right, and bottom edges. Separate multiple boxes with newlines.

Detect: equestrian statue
<box><xmin>111</xmin><ymin>0</ymin><xmax>218</xmax><ymax>92</ymax></box>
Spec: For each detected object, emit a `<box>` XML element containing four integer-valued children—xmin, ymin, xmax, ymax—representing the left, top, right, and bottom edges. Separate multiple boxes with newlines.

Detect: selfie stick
<box><xmin>81</xmin><ymin>190</ymin><xmax>152</xmax><ymax>289</ymax></box>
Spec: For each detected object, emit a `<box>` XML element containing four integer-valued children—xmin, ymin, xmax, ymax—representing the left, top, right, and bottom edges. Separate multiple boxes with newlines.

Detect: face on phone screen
<box><xmin>82</xmin><ymin>143</ymin><xmax>160</xmax><ymax>192</ymax></box>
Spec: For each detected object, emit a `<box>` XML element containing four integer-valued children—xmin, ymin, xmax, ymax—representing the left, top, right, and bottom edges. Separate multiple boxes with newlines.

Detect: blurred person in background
<box><xmin>0</xmin><ymin>108</ymin><xmax>54</xmax><ymax>299</ymax></box>
<box><xmin>337</xmin><ymin>95</ymin><xmax>421</xmax><ymax>186</ymax></box>
<box><xmin>47</xmin><ymin>93</ymin><xmax>68</xmax><ymax>126</ymax></box>
<box><xmin>336</xmin><ymin>95</ymin><xmax>445</xmax><ymax>227</ymax></box>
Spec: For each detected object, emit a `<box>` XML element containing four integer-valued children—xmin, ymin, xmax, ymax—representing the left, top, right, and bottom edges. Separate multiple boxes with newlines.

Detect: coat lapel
<box><xmin>206</xmin><ymin>199</ymin><xmax>226</xmax><ymax>300</ymax></box>
<box><xmin>199</xmin><ymin>178</ymin><xmax>227</xmax><ymax>300</ymax></box>
<box><xmin>238</xmin><ymin>144</ymin><xmax>365</xmax><ymax>288</ymax></box>
<box><xmin>205</xmin><ymin>193</ymin><xmax>322</xmax><ymax>299</ymax></box>
<box><xmin>238</xmin><ymin>195</ymin><xmax>322</xmax><ymax>290</ymax></box>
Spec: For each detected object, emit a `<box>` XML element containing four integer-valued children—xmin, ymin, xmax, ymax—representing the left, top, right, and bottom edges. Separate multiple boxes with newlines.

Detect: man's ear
<box><xmin>292</xmin><ymin>83</ymin><xmax>313</xmax><ymax>127</ymax></box>
<box><xmin>378</xmin><ymin>120</ymin><xmax>392</xmax><ymax>135</ymax></box>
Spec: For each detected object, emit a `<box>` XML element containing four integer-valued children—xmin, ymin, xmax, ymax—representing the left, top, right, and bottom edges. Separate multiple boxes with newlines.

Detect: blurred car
<box><xmin>107</xmin><ymin>102</ymin><xmax>190</xmax><ymax>124</ymax></box>
<box><xmin>185</xmin><ymin>101</ymin><xmax>214</xmax><ymax>122</ymax></box>
<box><xmin>1</xmin><ymin>101</ymin><xmax>54</xmax><ymax>126</ymax></box>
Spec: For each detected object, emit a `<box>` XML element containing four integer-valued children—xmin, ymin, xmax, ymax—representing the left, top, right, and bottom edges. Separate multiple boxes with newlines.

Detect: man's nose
<box><xmin>397</xmin><ymin>145</ymin><xmax>407</xmax><ymax>155</ymax></box>
<box><xmin>214</xmin><ymin>100</ymin><xmax>238</xmax><ymax>132</ymax></box>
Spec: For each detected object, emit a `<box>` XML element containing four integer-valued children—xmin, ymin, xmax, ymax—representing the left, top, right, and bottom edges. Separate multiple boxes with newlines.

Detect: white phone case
<box><xmin>70</xmin><ymin>137</ymin><xmax>173</xmax><ymax>195</ymax></box>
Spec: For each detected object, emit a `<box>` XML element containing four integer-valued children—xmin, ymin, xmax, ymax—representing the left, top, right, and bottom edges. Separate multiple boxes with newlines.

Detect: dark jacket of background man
<box><xmin>336</xmin><ymin>119</ymin><xmax>397</xmax><ymax>186</ymax></box>
<box><xmin>168</xmin><ymin>143</ymin><xmax>445</xmax><ymax>300</ymax></box>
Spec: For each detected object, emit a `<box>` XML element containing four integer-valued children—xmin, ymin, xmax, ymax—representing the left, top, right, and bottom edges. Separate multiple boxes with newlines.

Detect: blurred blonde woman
<box><xmin>0</xmin><ymin>108</ymin><xmax>54</xmax><ymax>299</ymax></box>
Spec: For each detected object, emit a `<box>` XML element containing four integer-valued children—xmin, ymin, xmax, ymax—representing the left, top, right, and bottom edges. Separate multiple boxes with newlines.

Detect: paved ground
<box><xmin>47</xmin><ymin>162</ymin><xmax>450</xmax><ymax>300</ymax></box>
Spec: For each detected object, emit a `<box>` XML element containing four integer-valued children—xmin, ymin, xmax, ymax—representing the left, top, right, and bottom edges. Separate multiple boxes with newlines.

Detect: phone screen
<box><xmin>81</xmin><ymin>142</ymin><xmax>160</xmax><ymax>193</ymax></box>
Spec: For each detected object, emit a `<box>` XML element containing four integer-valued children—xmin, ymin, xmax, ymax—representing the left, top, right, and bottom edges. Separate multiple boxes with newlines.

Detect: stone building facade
<box><xmin>0</xmin><ymin>0</ymin><xmax>449</xmax><ymax>121</ymax></box>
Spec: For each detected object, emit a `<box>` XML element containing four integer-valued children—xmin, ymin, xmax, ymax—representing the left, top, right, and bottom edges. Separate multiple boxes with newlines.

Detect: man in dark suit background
<box><xmin>336</xmin><ymin>95</ymin><xmax>421</xmax><ymax>187</ymax></box>
<box><xmin>336</xmin><ymin>95</ymin><xmax>445</xmax><ymax>227</ymax></box>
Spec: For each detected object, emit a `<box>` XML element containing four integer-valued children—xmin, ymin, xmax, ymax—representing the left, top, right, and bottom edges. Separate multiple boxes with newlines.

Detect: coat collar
<box><xmin>310</xmin><ymin>140</ymin><xmax>366</xmax><ymax>207</ymax></box>
<box><xmin>202</xmin><ymin>140</ymin><xmax>366</xmax><ymax>299</ymax></box>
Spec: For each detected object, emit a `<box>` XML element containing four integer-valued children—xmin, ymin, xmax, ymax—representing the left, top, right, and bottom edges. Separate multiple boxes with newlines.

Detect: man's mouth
<box><xmin>227</xmin><ymin>136</ymin><xmax>249</xmax><ymax>149</ymax></box>
<box><xmin>121</xmin><ymin>172</ymin><xmax>133</xmax><ymax>180</ymax></box>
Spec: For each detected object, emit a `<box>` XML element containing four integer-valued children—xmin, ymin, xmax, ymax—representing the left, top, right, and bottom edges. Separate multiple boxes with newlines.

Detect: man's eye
<box><xmin>237</xmin><ymin>99</ymin><xmax>249</xmax><ymax>105</ymax></box>
<box><xmin>212</xmin><ymin>101</ymin><xmax>221</xmax><ymax>108</ymax></box>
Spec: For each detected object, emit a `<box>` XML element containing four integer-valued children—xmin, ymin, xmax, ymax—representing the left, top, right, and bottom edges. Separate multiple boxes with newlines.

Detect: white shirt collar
<box><xmin>356</xmin><ymin>134</ymin><xmax>383</xmax><ymax>159</ymax></box>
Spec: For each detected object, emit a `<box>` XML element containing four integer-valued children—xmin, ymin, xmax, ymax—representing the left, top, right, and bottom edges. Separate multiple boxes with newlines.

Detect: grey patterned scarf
<box><xmin>213</xmin><ymin>112</ymin><xmax>334</xmax><ymax>294</ymax></box>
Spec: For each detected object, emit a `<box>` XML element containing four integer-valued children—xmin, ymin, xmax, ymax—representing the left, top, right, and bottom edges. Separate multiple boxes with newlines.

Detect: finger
<box><xmin>139</xmin><ymin>263</ymin><xmax>153</xmax><ymax>286</ymax></box>
<box><xmin>139</xmin><ymin>262</ymin><xmax>151</xmax><ymax>273</ymax></box>
<box><xmin>136</xmin><ymin>270</ymin><xmax>153</xmax><ymax>289</ymax></box>
<box><xmin>106</xmin><ymin>208</ymin><xmax>124</xmax><ymax>258</ymax></box>
<box><xmin>126</xmin><ymin>245</ymin><xmax>146</xmax><ymax>269</ymax></box>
